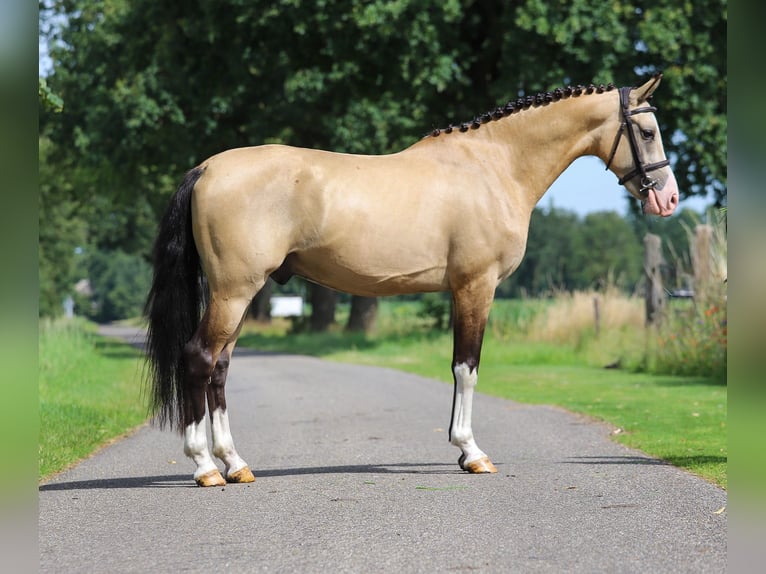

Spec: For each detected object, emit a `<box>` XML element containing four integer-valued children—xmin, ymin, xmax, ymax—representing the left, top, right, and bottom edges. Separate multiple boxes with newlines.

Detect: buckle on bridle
<box><xmin>639</xmin><ymin>176</ymin><xmax>658</xmax><ymax>197</ymax></box>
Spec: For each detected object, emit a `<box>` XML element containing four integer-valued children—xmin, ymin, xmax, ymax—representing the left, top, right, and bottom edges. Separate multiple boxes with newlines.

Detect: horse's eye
<box><xmin>640</xmin><ymin>128</ymin><xmax>655</xmax><ymax>140</ymax></box>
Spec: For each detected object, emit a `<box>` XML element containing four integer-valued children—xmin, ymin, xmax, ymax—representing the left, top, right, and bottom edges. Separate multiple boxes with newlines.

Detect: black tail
<box><xmin>144</xmin><ymin>166</ymin><xmax>206</xmax><ymax>431</ymax></box>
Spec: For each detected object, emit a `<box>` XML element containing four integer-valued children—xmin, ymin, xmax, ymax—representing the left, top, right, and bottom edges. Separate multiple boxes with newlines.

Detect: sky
<box><xmin>543</xmin><ymin>156</ymin><xmax>714</xmax><ymax>217</ymax></box>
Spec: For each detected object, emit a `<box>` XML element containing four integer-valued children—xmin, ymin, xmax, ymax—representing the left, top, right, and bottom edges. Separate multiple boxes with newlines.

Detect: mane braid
<box><xmin>429</xmin><ymin>82</ymin><xmax>616</xmax><ymax>138</ymax></box>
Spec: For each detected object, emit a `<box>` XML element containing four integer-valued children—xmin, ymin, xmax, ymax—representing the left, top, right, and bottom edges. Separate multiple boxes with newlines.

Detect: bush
<box><xmin>649</xmin><ymin>296</ymin><xmax>727</xmax><ymax>381</ymax></box>
<box><xmin>417</xmin><ymin>293</ymin><xmax>451</xmax><ymax>330</ymax></box>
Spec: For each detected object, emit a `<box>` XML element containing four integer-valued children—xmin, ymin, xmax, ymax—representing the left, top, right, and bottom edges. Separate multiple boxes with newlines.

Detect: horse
<box><xmin>144</xmin><ymin>74</ymin><xmax>679</xmax><ymax>487</ymax></box>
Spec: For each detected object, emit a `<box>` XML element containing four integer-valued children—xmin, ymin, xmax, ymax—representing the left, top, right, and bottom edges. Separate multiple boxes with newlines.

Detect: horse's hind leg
<box><xmin>182</xmin><ymin>295</ymin><xmax>253</xmax><ymax>487</ymax></box>
<box><xmin>449</xmin><ymin>277</ymin><xmax>498</xmax><ymax>474</ymax></box>
<box><xmin>207</xmin><ymin>341</ymin><xmax>255</xmax><ymax>484</ymax></box>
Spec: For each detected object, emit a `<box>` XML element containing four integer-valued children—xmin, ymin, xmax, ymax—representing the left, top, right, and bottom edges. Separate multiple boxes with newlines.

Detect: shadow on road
<box><xmin>39</xmin><ymin>474</ymin><xmax>197</xmax><ymax>491</ymax></box>
<box><xmin>39</xmin><ymin>456</ymin><xmax>684</xmax><ymax>492</ymax></box>
<box><xmin>253</xmin><ymin>462</ymin><xmax>461</xmax><ymax>478</ymax></box>
<box><xmin>39</xmin><ymin>462</ymin><xmax>468</xmax><ymax>491</ymax></box>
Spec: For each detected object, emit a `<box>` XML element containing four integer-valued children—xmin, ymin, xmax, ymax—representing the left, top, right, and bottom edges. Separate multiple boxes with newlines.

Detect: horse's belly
<box><xmin>287</xmin><ymin>248</ymin><xmax>449</xmax><ymax>297</ymax></box>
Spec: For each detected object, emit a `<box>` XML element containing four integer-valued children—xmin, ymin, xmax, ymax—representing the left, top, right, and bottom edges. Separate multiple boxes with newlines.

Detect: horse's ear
<box><xmin>631</xmin><ymin>73</ymin><xmax>663</xmax><ymax>105</ymax></box>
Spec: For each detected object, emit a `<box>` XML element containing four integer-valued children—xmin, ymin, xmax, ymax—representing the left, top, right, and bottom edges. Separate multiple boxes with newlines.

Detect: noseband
<box><xmin>605</xmin><ymin>86</ymin><xmax>670</xmax><ymax>198</ymax></box>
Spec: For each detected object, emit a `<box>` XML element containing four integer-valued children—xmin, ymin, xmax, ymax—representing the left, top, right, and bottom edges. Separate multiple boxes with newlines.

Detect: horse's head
<box><xmin>604</xmin><ymin>74</ymin><xmax>679</xmax><ymax>217</ymax></box>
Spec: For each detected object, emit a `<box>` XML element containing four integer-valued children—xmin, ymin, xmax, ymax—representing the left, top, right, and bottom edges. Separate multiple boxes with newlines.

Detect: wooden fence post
<box><xmin>644</xmin><ymin>233</ymin><xmax>665</xmax><ymax>326</ymax></box>
<box><xmin>593</xmin><ymin>296</ymin><xmax>601</xmax><ymax>337</ymax></box>
<box><xmin>692</xmin><ymin>224</ymin><xmax>713</xmax><ymax>302</ymax></box>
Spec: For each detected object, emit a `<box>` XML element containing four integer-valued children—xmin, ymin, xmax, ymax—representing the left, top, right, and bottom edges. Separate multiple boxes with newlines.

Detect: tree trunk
<box><xmin>249</xmin><ymin>278</ymin><xmax>273</xmax><ymax>322</ymax></box>
<box><xmin>346</xmin><ymin>296</ymin><xmax>378</xmax><ymax>333</ymax></box>
<box><xmin>643</xmin><ymin>233</ymin><xmax>665</xmax><ymax>326</ymax></box>
<box><xmin>309</xmin><ymin>284</ymin><xmax>336</xmax><ymax>332</ymax></box>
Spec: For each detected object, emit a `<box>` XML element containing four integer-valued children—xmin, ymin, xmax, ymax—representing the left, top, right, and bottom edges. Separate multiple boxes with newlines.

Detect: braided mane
<box><xmin>429</xmin><ymin>82</ymin><xmax>617</xmax><ymax>138</ymax></box>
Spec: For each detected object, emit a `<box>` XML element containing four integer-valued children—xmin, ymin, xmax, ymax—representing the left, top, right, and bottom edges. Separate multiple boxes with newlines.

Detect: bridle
<box><xmin>604</xmin><ymin>86</ymin><xmax>670</xmax><ymax>198</ymax></box>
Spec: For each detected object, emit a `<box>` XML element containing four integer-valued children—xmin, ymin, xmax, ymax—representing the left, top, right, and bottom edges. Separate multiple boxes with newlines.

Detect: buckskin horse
<box><xmin>145</xmin><ymin>74</ymin><xmax>679</xmax><ymax>486</ymax></box>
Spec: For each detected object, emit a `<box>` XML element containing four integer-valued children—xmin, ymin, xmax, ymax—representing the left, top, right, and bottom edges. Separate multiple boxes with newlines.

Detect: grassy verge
<box><xmin>39</xmin><ymin>318</ymin><xmax>148</xmax><ymax>481</ymax></box>
<box><xmin>238</xmin><ymin>299</ymin><xmax>726</xmax><ymax>487</ymax></box>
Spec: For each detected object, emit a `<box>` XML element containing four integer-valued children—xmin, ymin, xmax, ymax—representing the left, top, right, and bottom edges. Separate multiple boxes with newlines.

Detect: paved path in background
<box><xmin>39</xmin><ymin>325</ymin><xmax>726</xmax><ymax>573</ymax></box>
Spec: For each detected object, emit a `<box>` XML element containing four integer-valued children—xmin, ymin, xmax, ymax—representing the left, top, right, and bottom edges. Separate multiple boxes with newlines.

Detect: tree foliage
<box><xmin>38</xmin><ymin>77</ymin><xmax>63</xmax><ymax>113</ymax></box>
<box><xmin>85</xmin><ymin>249</ymin><xmax>152</xmax><ymax>323</ymax></box>
<box><xmin>39</xmin><ymin>136</ymin><xmax>88</xmax><ymax>316</ymax></box>
<box><xmin>501</xmin><ymin>207</ymin><xmax>645</xmax><ymax>296</ymax></box>
<box><xmin>39</xmin><ymin>0</ymin><xmax>727</xmax><ymax>320</ymax></box>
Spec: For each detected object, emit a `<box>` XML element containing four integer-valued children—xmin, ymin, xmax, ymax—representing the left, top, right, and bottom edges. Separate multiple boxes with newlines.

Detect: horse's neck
<box><xmin>443</xmin><ymin>93</ymin><xmax>617</xmax><ymax>211</ymax></box>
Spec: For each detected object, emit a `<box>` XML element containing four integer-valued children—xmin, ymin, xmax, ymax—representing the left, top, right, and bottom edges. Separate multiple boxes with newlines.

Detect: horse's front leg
<box><xmin>207</xmin><ymin>345</ymin><xmax>255</xmax><ymax>484</ymax></box>
<box><xmin>449</xmin><ymin>280</ymin><xmax>498</xmax><ymax>474</ymax></box>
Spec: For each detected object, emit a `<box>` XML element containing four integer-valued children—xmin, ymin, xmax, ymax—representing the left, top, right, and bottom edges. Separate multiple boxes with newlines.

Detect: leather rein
<box><xmin>604</xmin><ymin>86</ymin><xmax>670</xmax><ymax>198</ymax></box>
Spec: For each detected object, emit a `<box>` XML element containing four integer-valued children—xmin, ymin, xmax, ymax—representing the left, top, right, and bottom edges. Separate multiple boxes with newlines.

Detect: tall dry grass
<box><xmin>523</xmin><ymin>287</ymin><xmax>646</xmax><ymax>367</ymax></box>
<box><xmin>526</xmin><ymin>288</ymin><xmax>643</xmax><ymax>342</ymax></box>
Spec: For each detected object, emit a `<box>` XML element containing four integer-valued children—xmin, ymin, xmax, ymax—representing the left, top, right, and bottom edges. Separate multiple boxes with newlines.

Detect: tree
<box><xmin>502</xmin><ymin>207</ymin><xmax>583</xmax><ymax>296</ymax></box>
<box><xmin>309</xmin><ymin>284</ymin><xmax>336</xmax><ymax>332</ymax></box>
<box><xmin>85</xmin><ymin>249</ymin><xmax>152</xmax><ymax>322</ymax></box>
<box><xmin>346</xmin><ymin>296</ymin><xmax>378</xmax><ymax>333</ymax></box>
<box><xmin>249</xmin><ymin>279</ymin><xmax>273</xmax><ymax>323</ymax></box>
<box><xmin>576</xmin><ymin>212</ymin><xmax>643</xmax><ymax>290</ymax></box>
<box><xmin>39</xmin><ymin>136</ymin><xmax>88</xmax><ymax>316</ymax></box>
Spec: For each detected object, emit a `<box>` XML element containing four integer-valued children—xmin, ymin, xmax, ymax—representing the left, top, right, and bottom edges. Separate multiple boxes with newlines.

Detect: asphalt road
<box><xmin>39</xmin><ymin>325</ymin><xmax>726</xmax><ymax>573</ymax></box>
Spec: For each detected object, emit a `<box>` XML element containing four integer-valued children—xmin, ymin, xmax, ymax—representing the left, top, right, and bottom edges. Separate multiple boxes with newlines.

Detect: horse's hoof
<box><xmin>227</xmin><ymin>466</ymin><xmax>255</xmax><ymax>484</ymax></box>
<box><xmin>195</xmin><ymin>469</ymin><xmax>226</xmax><ymax>487</ymax></box>
<box><xmin>463</xmin><ymin>456</ymin><xmax>498</xmax><ymax>474</ymax></box>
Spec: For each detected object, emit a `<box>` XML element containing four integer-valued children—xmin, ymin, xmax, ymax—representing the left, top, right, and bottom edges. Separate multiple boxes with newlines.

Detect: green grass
<box><xmin>39</xmin><ymin>319</ymin><xmax>148</xmax><ymax>480</ymax></box>
<box><xmin>238</xmin><ymin>300</ymin><xmax>727</xmax><ymax>487</ymax></box>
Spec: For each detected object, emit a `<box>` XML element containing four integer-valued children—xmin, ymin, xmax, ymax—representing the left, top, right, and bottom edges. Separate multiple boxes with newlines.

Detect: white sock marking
<box><xmin>210</xmin><ymin>408</ymin><xmax>248</xmax><ymax>476</ymax></box>
<box><xmin>450</xmin><ymin>362</ymin><xmax>487</xmax><ymax>464</ymax></box>
<box><xmin>183</xmin><ymin>415</ymin><xmax>218</xmax><ymax>479</ymax></box>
